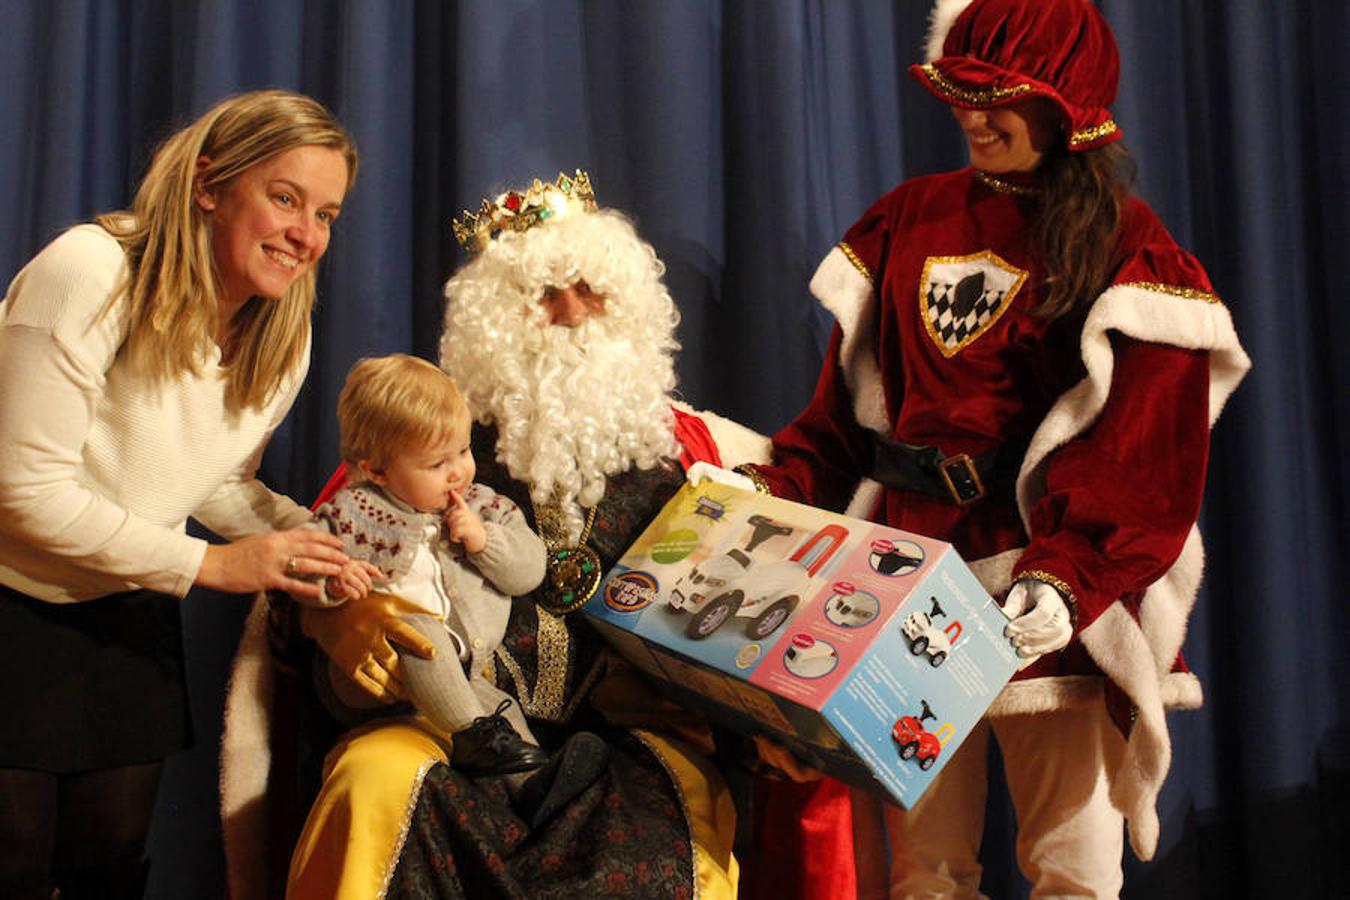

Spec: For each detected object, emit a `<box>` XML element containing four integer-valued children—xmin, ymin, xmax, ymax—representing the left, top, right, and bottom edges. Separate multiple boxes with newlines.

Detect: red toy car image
<box><xmin>892</xmin><ymin>701</ymin><xmax>942</xmax><ymax>771</ymax></box>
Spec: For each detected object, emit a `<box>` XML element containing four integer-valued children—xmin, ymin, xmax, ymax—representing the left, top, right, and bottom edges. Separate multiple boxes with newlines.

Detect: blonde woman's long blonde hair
<box><xmin>95</xmin><ymin>89</ymin><xmax>358</xmax><ymax>411</ymax></box>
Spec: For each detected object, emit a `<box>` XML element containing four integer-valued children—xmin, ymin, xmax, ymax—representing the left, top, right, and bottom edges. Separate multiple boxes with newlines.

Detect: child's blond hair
<box><xmin>338</xmin><ymin>354</ymin><xmax>471</xmax><ymax>475</ymax></box>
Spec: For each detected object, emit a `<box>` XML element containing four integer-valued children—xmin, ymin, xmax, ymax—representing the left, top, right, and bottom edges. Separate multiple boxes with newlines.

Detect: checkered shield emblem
<box><xmin>919</xmin><ymin>251</ymin><xmax>1027</xmax><ymax>357</ymax></box>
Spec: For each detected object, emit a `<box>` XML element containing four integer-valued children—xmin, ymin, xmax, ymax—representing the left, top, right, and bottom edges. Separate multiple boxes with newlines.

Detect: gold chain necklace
<box><xmin>533</xmin><ymin>491</ymin><xmax>603</xmax><ymax>615</ymax></box>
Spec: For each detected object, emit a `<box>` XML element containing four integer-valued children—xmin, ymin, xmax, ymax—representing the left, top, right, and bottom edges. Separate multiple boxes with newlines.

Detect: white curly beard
<box><xmin>440</xmin><ymin>210</ymin><xmax>682</xmax><ymax>542</ymax></box>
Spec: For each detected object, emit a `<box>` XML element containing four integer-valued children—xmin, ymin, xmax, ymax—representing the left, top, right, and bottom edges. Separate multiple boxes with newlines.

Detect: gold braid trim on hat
<box><xmin>1070</xmin><ymin>118</ymin><xmax>1119</xmax><ymax>147</ymax></box>
<box><xmin>917</xmin><ymin>62</ymin><xmax>1033</xmax><ymax>105</ymax></box>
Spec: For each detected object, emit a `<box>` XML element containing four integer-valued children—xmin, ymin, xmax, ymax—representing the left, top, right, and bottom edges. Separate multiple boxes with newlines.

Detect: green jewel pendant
<box><xmin>539</xmin><ymin>544</ymin><xmax>603</xmax><ymax>614</ymax></box>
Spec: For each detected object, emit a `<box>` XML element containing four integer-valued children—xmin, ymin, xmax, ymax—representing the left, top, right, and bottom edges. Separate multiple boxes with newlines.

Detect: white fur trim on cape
<box><xmin>220</xmin><ymin>593</ymin><xmax>274</xmax><ymax>900</ymax></box>
<box><xmin>674</xmin><ymin>400</ymin><xmax>773</xmax><ymax>467</ymax></box>
<box><xmin>809</xmin><ymin>261</ymin><xmax>1249</xmax><ymax>860</ymax></box>
<box><xmin>810</xmin><ymin>248</ymin><xmax>886</xmax><ymax>521</ymax></box>
<box><xmin>844</xmin><ymin>478</ymin><xmax>884</xmax><ymax>521</ymax></box>
<box><xmin>1015</xmin><ymin>282</ymin><xmax>1248</xmax><ymax>859</ymax></box>
<box><xmin>811</xmin><ymin>247</ymin><xmax>888</xmax><ymax>434</ymax></box>
<box><xmin>965</xmin><ymin>545</ymin><xmax>1203</xmax><ymax>715</ymax></box>
<box><xmin>924</xmin><ymin>0</ymin><xmax>975</xmax><ymax>62</ymax></box>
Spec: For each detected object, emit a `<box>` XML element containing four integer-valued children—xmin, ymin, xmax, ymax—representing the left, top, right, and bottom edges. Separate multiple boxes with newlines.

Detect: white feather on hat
<box><xmin>924</xmin><ymin>0</ymin><xmax>975</xmax><ymax>62</ymax></box>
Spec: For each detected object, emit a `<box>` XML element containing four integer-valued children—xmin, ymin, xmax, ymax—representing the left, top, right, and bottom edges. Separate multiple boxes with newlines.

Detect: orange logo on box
<box><xmin>604</xmin><ymin>572</ymin><xmax>659</xmax><ymax>612</ymax></box>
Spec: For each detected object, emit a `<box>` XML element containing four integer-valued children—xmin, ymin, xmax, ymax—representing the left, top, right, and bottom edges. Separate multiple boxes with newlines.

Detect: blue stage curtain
<box><xmin>2</xmin><ymin>2</ymin><xmax>1346</xmax><ymax>897</ymax></box>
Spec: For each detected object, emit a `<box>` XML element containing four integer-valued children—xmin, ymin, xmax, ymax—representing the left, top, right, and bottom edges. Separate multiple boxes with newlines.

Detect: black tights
<box><xmin>0</xmin><ymin>762</ymin><xmax>161</xmax><ymax>899</ymax></box>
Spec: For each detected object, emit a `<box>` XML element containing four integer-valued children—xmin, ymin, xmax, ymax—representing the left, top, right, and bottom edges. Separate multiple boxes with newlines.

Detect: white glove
<box><xmin>686</xmin><ymin>461</ymin><xmax>756</xmax><ymax>492</ymax></box>
<box><xmin>1002</xmin><ymin>578</ymin><xmax>1073</xmax><ymax>667</ymax></box>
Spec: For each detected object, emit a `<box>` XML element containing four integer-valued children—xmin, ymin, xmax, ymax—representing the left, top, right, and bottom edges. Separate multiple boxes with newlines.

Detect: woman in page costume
<box><xmin>741</xmin><ymin>1</ymin><xmax>1250</xmax><ymax>895</ymax></box>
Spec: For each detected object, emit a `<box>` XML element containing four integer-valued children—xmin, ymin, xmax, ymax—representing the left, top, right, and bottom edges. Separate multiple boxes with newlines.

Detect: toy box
<box><xmin>581</xmin><ymin>483</ymin><xmax>1020</xmax><ymax>808</ymax></box>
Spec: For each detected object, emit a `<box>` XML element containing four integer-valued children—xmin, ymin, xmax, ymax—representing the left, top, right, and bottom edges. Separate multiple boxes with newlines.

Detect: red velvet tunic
<box><xmin>758</xmin><ymin>168</ymin><xmax>1215</xmax><ymax>682</ymax></box>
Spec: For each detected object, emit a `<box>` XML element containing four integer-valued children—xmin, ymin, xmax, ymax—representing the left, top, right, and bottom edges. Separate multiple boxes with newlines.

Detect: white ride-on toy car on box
<box><xmin>666</xmin><ymin>514</ymin><xmax>846</xmax><ymax>641</ymax></box>
<box><xmin>901</xmin><ymin>595</ymin><xmax>963</xmax><ymax>667</ymax></box>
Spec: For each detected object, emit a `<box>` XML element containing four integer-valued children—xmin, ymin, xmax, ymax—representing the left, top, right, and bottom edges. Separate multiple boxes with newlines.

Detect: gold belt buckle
<box><xmin>937</xmin><ymin>453</ymin><xmax>985</xmax><ymax>505</ymax></box>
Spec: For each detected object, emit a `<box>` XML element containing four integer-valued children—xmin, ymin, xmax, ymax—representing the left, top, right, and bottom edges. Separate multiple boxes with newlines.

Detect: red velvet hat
<box><xmin>909</xmin><ymin>0</ymin><xmax>1122</xmax><ymax>151</ymax></box>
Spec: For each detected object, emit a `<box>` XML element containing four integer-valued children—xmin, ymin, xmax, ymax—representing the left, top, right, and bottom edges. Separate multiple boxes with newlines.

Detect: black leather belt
<box><xmin>870</xmin><ymin>433</ymin><xmax>1025</xmax><ymax>505</ymax></box>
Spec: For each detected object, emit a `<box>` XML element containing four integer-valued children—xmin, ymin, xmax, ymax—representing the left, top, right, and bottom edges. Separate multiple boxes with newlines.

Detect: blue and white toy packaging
<box><xmin>583</xmin><ymin>483</ymin><xmax>1021</xmax><ymax>808</ymax></box>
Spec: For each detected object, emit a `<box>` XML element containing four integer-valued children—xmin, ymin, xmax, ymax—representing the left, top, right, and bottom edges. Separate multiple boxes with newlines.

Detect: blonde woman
<box><xmin>0</xmin><ymin>89</ymin><xmax>359</xmax><ymax>896</ymax></box>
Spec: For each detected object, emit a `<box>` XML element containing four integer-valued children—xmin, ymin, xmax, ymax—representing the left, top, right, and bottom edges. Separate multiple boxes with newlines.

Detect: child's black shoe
<box><xmin>451</xmin><ymin>699</ymin><xmax>548</xmax><ymax>775</ymax></box>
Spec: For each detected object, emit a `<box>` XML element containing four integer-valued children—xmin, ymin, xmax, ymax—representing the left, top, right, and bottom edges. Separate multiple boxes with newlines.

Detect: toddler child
<box><xmin>303</xmin><ymin>353</ymin><xmax>548</xmax><ymax>776</ymax></box>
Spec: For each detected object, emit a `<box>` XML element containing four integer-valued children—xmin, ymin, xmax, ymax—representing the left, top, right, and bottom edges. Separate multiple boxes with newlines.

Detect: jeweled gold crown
<box><xmin>452</xmin><ymin>170</ymin><xmax>597</xmax><ymax>254</ymax></box>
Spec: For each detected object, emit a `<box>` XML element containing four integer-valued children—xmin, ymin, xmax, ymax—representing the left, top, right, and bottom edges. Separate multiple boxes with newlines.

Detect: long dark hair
<box><xmin>1031</xmin><ymin>141</ymin><xmax>1136</xmax><ymax>319</ymax></box>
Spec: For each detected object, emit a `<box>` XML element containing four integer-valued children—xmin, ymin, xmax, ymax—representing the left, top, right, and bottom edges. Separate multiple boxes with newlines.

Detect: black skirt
<box><xmin>0</xmin><ymin>583</ymin><xmax>192</xmax><ymax>773</ymax></box>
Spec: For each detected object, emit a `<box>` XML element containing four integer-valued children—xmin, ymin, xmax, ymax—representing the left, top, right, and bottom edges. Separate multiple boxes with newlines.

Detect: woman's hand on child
<box><xmin>197</xmin><ymin>528</ymin><xmax>350</xmax><ymax>599</ymax></box>
<box><xmin>444</xmin><ymin>489</ymin><xmax>487</xmax><ymax>554</ymax></box>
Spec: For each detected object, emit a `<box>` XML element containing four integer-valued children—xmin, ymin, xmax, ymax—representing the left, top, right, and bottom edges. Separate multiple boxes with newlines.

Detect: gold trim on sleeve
<box><xmin>1016</xmin><ymin>569</ymin><xmax>1078</xmax><ymax>621</ymax></box>
<box><xmin>1117</xmin><ymin>281</ymin><xmax>1221</xmax><ymax>305</ymax></box>
<box><xmin>732</xmin><ymin>464</ymin><xmax>772</xmax><ymax>495</ymax></box>
<box><xmin>838</xmin><ymin>241</ymin><xmax>873</xmax><ymax>283</ymax></box>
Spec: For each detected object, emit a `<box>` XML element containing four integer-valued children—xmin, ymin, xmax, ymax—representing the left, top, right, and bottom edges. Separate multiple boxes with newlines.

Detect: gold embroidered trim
<box><xmin>918</xmin><ymin>62</ymin><xmax>1033</xmax><ymax>105</ymax></box>
<box><xmin>1017</xmin><ymin>569</ymin><xmax>1078</xmax><ymax>618</ymax></box>
<box><xmin>733</xmin><ymin>464</ymin><xmax>772</xmax><ymax>495</ymax></box>
<box><xmin>631</xmin><ymin>730</ymin><xmax>700</xmax><ymax>899</ymax></box>
<box><xmin>838</xmin><ymin>241</ymin><xmax>873</xmax><ymax>283</ymax></box>
<box><xmin>378</xmin><ymin>756</ymin><xmax>439</xmax><ymax>899</ymax></box>
<box><xmin>532</xmin><ymin>607</ymin><xmax>570</xmax><ymax>720</ymax></box>
<box><xmin>1118</xmin><ymin>281</ymin><xmax>1221</xmax><ymax>305</ymax></box>
<box><xmin>974</xmin><ymin>170</ymin><xmax>1039</xmax><ymax>196</ymax></box>
<box><xmin>1070</xmin><ymin>118</ymin><xmax>1119</xmax><ymax>147</ymax></box>
<box><xmin>493</xmin><ymin>647</ymin><xmax>533</xmax><ymax>713</ymax></box>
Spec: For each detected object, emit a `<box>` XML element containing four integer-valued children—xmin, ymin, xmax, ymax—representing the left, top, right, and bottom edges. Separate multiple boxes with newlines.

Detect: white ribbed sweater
<box><xmin>0</xmin><ymin>225</ymin><xmax>311</xmax><ymax>603</ymax></box>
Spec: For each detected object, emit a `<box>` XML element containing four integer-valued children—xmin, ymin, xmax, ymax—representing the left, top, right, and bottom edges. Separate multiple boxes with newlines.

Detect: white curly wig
<box><xmin>439</xmin><ymin>208</ymin><xmax>682</xmax><ymax>540</ymax></box>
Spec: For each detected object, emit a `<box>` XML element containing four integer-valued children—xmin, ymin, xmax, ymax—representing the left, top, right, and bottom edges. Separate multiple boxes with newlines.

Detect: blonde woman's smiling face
<box><xmin>196</xmin><ymin>144</ymin><xmax>349</xmax><ymax>313</ymax></box>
